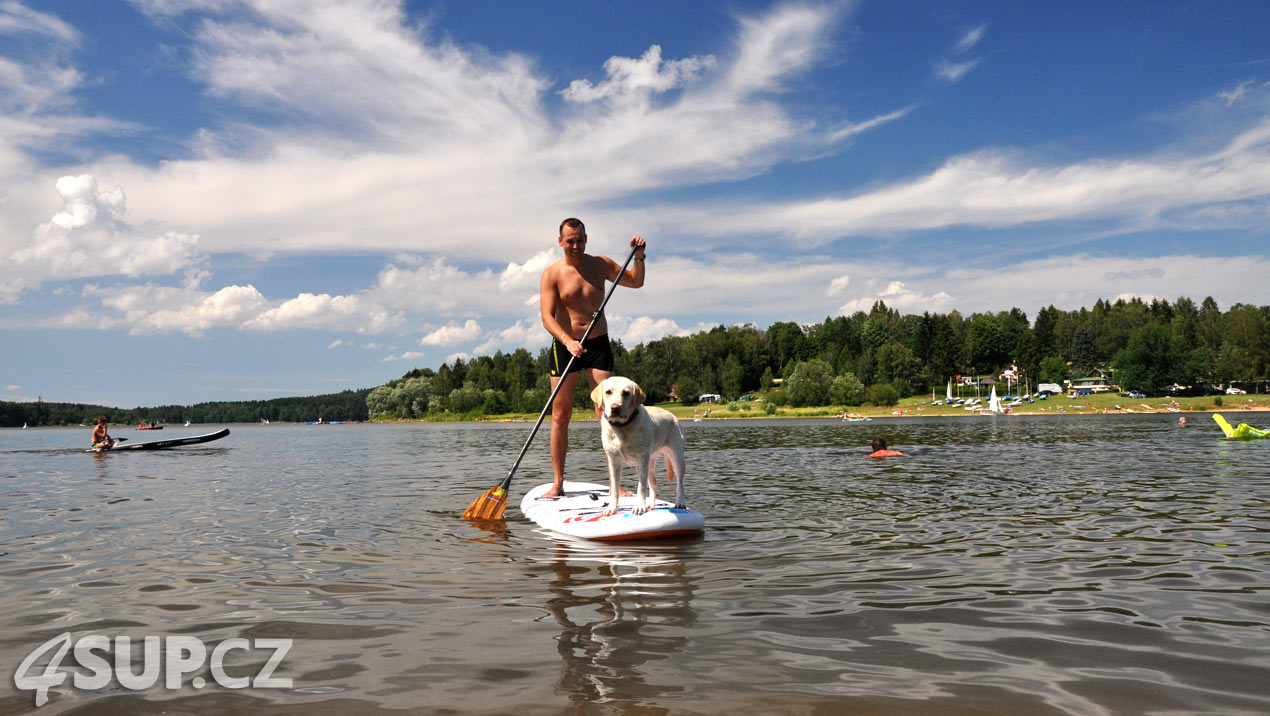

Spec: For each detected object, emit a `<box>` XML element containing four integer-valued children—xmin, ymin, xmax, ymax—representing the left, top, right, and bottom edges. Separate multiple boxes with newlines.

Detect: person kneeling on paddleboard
<box><xmin>866</xmin><ymin>437</ymin><xmax>904</xmax><ymax>458</ymax></box>
<box><xmin>91</xmin><ymin>415</ymin><xmax>114</xmax><ymax>451</ymax></box>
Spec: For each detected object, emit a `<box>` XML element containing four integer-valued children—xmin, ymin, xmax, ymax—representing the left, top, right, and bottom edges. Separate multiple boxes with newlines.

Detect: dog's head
<box><xmin>590</xmin><ymin>376</ymin><xmax>646</xmax><ymax>423</ymax></box>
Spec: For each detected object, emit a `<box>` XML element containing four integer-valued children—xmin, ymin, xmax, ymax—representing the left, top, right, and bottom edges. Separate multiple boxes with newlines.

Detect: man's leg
<box><xmin>545</xmin><ymin>371</ymin><xmax>581</xmax><ymax>498</ymax></box>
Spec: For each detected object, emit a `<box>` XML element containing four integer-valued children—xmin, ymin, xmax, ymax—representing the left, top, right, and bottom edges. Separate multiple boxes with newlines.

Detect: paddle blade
<box><xmin>461</xmin><ymin>485</ymin><xmax>509</xmax><ymax>520</ymax></box>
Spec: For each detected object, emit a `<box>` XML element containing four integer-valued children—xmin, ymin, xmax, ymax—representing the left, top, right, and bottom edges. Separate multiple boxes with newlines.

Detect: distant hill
<box><xmin>1</xmin><ymin>389</ymin><xmax>371</xmax><ymax>428</ymax></box>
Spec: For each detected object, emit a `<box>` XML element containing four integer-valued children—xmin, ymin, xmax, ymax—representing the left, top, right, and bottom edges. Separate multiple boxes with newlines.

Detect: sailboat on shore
<box><xmin>987</xmin><ymin>385</ymin><xmax>1006</xmax><ymax>414</ymax></box>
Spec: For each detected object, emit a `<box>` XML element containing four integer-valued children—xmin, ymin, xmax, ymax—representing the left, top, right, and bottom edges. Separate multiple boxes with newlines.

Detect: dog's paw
<box><xmin>601</xmin><ymin>505</ymin><xmax>617</xmax><ymax>517</ymax></box>
<box><xmin>632</xmin><ymin>503</ymin><xmax>648</xmax><ymax>515</ymax></box>
<box><xmin>675</xmin><ymin>502</ymin><xmax>686</xmax><ymax>510</ymax></box>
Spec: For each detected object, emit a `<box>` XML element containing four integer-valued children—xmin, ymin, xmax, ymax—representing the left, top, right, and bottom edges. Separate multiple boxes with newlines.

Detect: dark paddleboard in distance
<box><xmin>90</xmin><ymin>428</ymin><xmax>230</xmax><ymax>452</ymax></box>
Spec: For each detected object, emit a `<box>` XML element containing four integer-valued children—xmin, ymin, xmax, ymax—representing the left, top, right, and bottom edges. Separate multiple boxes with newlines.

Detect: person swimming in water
<box><xmin>866</xmin><ymin>437</ymin><xmax>904</xmax><ymax>457</ymax></box>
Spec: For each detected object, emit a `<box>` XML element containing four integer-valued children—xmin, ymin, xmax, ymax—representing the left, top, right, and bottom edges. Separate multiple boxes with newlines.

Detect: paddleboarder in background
<box><xmin>866</xmin><ymin>437</ymin><xmax>904</xmax><ymax>457</ymax></box>
<box><xmin>540</xmin><ymin>217</ymin><xmax>646</xmax><ymax>498</ymax></box>
<box><xmin>91</xmin><ymin>415</ymin><xmax>114</xmax><ymax>450</ymax></box>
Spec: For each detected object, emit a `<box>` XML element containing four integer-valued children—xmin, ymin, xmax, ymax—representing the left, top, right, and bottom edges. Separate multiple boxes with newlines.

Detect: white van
<box><xmin>699</xmin><ymin>394</ymin><xmax>723</xmax><ymax>403</ymax></box>
<box><xmin>1038</xmin><ymin>383</ymin><xmax>1062</xmax><ymax>395</ymax></box>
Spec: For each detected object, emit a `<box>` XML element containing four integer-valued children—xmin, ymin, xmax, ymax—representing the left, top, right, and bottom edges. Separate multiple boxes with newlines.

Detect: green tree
<box><xmin>1113</xmin><ymin>322</ymin><xmax>1186</xmax><ymax>392</ymax></box>
<box><xmin>830</xmin><ymin>373</ymin><xmax>865</xmax><ymax>406</ymax></box>
<box><xmin>784</xmin><ymin>359</ymin><xmax>834</xmax><ymax>407</ymax></box>
<box><xmin>863</xmin><ymin>383</ymin><xmax>899</xmax><ymax>406</ymax></box>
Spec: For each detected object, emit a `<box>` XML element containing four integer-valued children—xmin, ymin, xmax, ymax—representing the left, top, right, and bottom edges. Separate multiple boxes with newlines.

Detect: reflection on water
<box><xmin>1</xmin><ymin>415</ymin><xmax>1268</xmax><ymax>714</ymax></box>
<box><xmin>539</xmin><ymin>540</ymin><xmax>698</xmax><ymax>708</ymax></box>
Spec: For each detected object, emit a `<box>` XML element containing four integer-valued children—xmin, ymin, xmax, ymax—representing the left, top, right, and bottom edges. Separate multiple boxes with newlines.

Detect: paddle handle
<box><xmin>498</xmin><ymin>244</ymin><xmax>641</xmax><ymax>490</ymax></box>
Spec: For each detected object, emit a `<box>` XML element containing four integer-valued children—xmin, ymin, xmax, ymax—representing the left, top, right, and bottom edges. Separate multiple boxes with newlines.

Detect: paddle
<box><xmin>461</xmin><ymin>243</ymin><xmax>640</xmax><ymax>520</ymax></box>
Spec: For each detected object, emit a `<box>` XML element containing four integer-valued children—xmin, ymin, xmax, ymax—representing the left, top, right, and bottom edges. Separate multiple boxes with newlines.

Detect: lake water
<box><xmin>1</xmin><ymin>414</ymin><xmax>1268</xmax><ymax>715</ymax></box>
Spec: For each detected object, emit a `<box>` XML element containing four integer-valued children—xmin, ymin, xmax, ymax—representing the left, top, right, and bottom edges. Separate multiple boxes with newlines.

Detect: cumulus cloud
<box><xmin>327</xmin><ymin>338</ymin><xmax>344</xmax><ymax>349</ymax></box>
<box><xmin>0</xmin><ymin>175</ymin><xmax>204</xmax><ymax>303</ymax></box>
<box><xmin>420</xmin><ymin>319</ymin><xmax>481</xmax><ymax>346</ymax></box>
<box><xmin>471</xmin><ymin>318</ymin><xmax>543</xmax><ymax>355</ymax></box>
<box><xmin>382</xmin><ymin>350</ymin><xmax>426</xmax><ymax>362</ymax></box>
<box><xmin>76</xmin><ymin>282</ymin><xmax>267</xmax><ymax>337</ymax></box>
<box><xmin>244</xmin><ymin>292</ymin><xmax>401</xmax><ymax>333</ymax></box>
<box><xmin>837</xmin><ymin>280</ymin><xmax>953</xmax><ymax>314</ymax></box>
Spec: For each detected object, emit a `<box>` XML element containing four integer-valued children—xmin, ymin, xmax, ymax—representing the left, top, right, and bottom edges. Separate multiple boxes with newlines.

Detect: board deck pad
<box><xmin>520</xmin><ymin>481</ymin><xmax>704</xmax><ymax>542</ymax></box>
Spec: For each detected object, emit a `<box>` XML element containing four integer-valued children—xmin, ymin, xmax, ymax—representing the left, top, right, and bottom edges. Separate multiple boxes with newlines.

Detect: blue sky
<box><xmin>2</xmin><ymin>0</ymin><xmax>1269</xmax><ymax>406</ymax></box>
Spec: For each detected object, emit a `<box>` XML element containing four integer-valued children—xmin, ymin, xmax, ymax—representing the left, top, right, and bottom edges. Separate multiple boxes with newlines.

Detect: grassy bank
<box><xmin>448</xmin><ymin>391</ymin><xmax>1270</xmax><ymax>424</ymax></box>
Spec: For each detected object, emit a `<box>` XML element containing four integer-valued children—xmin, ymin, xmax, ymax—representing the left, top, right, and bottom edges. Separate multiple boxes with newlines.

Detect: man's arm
<box><xmin>611</xmin><ymin>236</ymin><xmax>646</xmax><ymax>288</ymax></box>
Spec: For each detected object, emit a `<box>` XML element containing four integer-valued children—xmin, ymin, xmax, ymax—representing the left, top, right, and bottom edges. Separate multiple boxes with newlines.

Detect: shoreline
<box><xmin>373</xmin><ymin>394</ymin><xmax>1270</xmax><ymax>424</ymax></box>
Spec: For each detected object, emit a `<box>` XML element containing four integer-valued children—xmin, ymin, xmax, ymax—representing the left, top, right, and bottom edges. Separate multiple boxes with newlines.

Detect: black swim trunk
<box><xmin>550</xmin><ymin>335</ymin><xmax>615</xmax><ymax>377</ymax></box>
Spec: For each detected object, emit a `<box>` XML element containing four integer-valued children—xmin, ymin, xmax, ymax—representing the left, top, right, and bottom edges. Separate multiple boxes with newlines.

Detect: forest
<box><xmin>7</xmin><ymin>296</ymin><xmax>1265</xmax><ymax>427</ymax></box>
<box><xmin>1</xmin><ymin>389</ymin><xmax>371</xmax><ymax>428</ymax></box>
<box><xmin>365</xmin><ymin>296</ymin><xmax>1269</xmax><ymax>419</ymax></box>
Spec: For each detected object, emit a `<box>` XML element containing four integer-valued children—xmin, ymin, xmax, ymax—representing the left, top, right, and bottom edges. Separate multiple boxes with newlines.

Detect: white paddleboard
<box><xmin>521</xmin><ymin>481</ymin><xmax>705</xmax><ymax>542</ymax></box>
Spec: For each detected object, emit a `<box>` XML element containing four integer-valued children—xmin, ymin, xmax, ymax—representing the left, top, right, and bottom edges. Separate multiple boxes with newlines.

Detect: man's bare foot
<box><xmin>618</xmin><ymin>487</ymin><xmax>633</xmax><ymax>497</ymax></box>
<box><xmin>541</xmin><ymin>486</ymin><xmax>564</xmax><ymax>499</ymax></box>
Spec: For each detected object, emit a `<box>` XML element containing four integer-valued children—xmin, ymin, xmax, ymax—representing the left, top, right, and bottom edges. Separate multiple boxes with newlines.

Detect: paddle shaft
<box><xmin>496</xmin><ymin>245</ymin><xmax>640</xmax><ymax>491</ymax></box>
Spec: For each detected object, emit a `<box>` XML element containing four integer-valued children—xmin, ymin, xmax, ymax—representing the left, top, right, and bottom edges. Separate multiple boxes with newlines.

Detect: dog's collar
<box><xmin>604</xmin><ymin>407</ymin><xmax>640</xmax><ymax>427</ymax></box>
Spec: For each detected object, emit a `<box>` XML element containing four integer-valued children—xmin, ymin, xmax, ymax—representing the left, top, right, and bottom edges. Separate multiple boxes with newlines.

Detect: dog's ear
<box><xmin>632</xmin><ymin>384</ymin><xmax>646</xmax><ymax>406</ymax></box>
<box><xmin>590</xmin><ymin>382</ymin><xmax>604</xmax><ymax>407</ymax></box>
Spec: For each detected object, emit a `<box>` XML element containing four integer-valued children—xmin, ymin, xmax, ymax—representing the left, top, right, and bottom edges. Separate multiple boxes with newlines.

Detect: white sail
<box><xmin>988</xmin><ymin>385</ymin><xmax>1004</xmax><ymax>414</ymax></box>
<box><xmin>946</xmin><ymin>379</ymin><xmax>954</xmax><ymax>402</ymax></box>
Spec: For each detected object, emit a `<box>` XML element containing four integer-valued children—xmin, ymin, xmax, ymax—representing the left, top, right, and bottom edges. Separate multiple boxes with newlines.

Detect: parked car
<box><xmin>1226</xmin><ymin>387</ymin><xmax>1246</xmax><ymax>395</ymax></box>
<box><xmin>1075</xmin><ymin>389</ymin><xmax>1093</xmax><ymax>396</ymax></box>
<box><xmin>1126</xmin><ymin>390</ymin><xmax>1146</xmax><ymax>399</ymax></box>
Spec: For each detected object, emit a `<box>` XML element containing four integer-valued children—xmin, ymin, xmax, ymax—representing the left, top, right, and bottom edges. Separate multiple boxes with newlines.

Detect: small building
<box><xmin>1068</xmin><ymin>368</ymin><xmax>1116</xmax><ymax>394</ymax></box>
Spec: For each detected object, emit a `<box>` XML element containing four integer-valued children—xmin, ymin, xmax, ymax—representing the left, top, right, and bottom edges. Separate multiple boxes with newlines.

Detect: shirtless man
<box><xmin>540</xmin><ymin>218</ymin><xmax>646</xmax><ymax>498</ymax></box>
<box><xmin>91</xmin><ymin>415</ymin><xmax>114</xmax><ymax>451</ymax></box>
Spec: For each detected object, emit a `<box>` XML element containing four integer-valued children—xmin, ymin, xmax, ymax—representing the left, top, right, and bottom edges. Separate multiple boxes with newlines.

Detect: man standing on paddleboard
<box><xmin>539</xmin><ymin>218</ymin><xmax>646</xmax><ymax>498</ymax></box>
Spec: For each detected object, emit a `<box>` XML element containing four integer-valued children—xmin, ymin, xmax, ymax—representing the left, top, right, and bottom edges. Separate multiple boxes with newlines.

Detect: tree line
<box><xmin>1</xmin><ymin>389</ymin><xmax>371</xmax><ymax>428</ymax></box>
<box><xmin>366</xmin><ymin>295</ymin><xmax>1268</xmax><ymax>419</ymax></box>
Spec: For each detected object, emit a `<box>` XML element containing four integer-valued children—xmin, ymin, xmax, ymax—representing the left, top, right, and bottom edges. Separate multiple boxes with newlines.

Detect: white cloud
<box><xmin>837</xmin><ymin>280</ymin><xmax>953</xmax><ymax>314</ymax></box>
<box><xmin>562</xmin><ymin>45</ymin><xmax>715</xmax><ymax>104</ymax></box>
<box><xmin>244</xmin><ymin>292</ymin><xmax>401</xmax><ymax>334</ymax></box>
<box><xmin>54</xmin><ymin>1</ymin><xmax>873</xmax><ymax>266</ymax></box>
<box><xmin>5</xmin><ymin>384</ymin><xmax>20</xmax><ymax>391</ymax></box>
<box><xmin>0</xmin><ymin>175</ymin><xmax>204</xmax><ymax>303</ymax></box>
<box><xmin>955</xmin><ymin>24</ymin><xmax>989</xmax><ymax>53</ymax></box>
<box><xmin>935</xmin><ymin>59</ymin><xmax>978</xmax><ymax>84</ymax></box>
<box><xmin>1219</xmin><ymin>79</ymin><xmax>1257</xmax><ymax>106</ymax></box>
<box><xmin>76</xmin><ymin>282</ymin><xmax>268</xmax><ymax>337</ymax></box>
<box><xmin>420</xmin><ymin>319</ymin><xmax>481</xmax><ymax>346</ymax></box>
<box><xmin>327</xmin><ymin>338</ymin><xmax>344</xmax><ymax>349</ymax></box>
<box><xmin>471</xmin><ymin>318</ymin><xmax>543</xmax><ymax>356</ymax></box>
<box><xmin>382</xmin><ymin>350</ymin><xmax>426</xmax><ymax>362</ymax></box>
<box><xmin>827</xmin><ymin>274</ymin><xmax>850</xmax><ymax>296</ymax></box>
<box><xmin>656</xmin><ymin>120</ymin><xmax>1270</xmax><ymax>244</ymax></box>
<box><xmin>498</xmin><ymin>249</ymin><xmax>555</xmax><ymax>293</ymax></box>
<box><xmin>443</xmin><ymin>351</ymin><xmax>471</xmax><ymax>365</ymax></box>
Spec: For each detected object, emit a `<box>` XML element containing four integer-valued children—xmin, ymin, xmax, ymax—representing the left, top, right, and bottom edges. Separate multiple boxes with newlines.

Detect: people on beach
<box><xmin>539</xmin><ymin>217</ymin><xmax>646</xmax><ymax>498</ymax></box>
<box><xmin>91</xmin><ymin>415</ymin><xmax>113</xmax><ymax>450</ymax></box>
<box><xmin>866</xmin><ymin>437</ymin><xmax>904</xmax><ymax>457</ymax></box>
